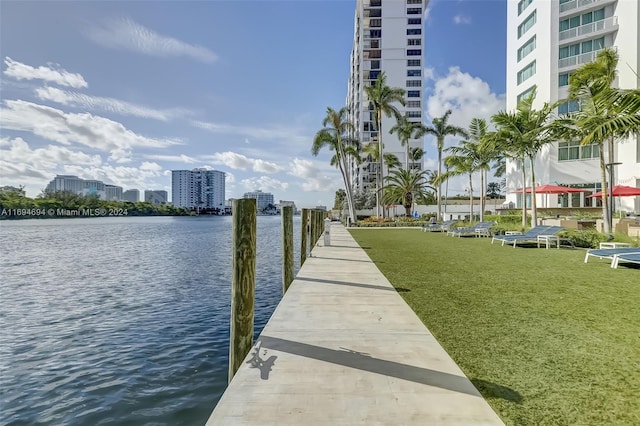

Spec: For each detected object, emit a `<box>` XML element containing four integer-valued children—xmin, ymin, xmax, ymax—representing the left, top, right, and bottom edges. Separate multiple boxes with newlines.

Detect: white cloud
<box><xmin>3</xmin><ymin>57</ymin><xmax>88</xmax><ymax>88</ymax></box>
<box><xmin>453</xmin><ymin>15</ymin><xmax>471</xmax><ymax>25</ymax></box>
<box><xmin>145</xmin><ymin>154</ymin><xmax>198</xmax><ymax>163</ymax></box>
<box><xmin>0</xmin><ymin>100</ymin><xmax>180</xmax><ymax>160</ymax></box>
<box><xmin>426</xmin><ymin>66</ymin><xmax>505</xmax><ymax>131</ymax></box>
<box><xmin>87</xmin><ymin>18</ymin><xmax>217</xmax><ymax>63</ymax></box>
<box><xmin>203</xmin><ymin>151</ymin><xmax>282</xmax><ymax>173</ymax></box>
<box><xmin>35</xmin><ymin>86</ymin><xmax>191</xmax><ymax>121</ymax></box>
<box><xmin>287</xmin><ymin>158</ymin><xmax>337</xmax><ymax>192</ymax></box>
<box><xmin>192</xmin><ymin>120</ymin><xmax>309</xmax><ymax>144</ymax></box>
<box><xmin>225</xmin><ymin>172</ymin><xmax>236</xmax><ymax>184</ymax></box>
<box><xmin>240</xmin><ymin>176</ymin><xmax>289</xmax><ymax>192</ymax></box>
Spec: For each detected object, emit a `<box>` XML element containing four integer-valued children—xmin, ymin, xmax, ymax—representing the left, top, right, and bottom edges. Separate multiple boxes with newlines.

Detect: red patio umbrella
<box><xmin>587</xmin><ymin>185</ymin><xmax>640</xmax><ymax>198</ymax></box>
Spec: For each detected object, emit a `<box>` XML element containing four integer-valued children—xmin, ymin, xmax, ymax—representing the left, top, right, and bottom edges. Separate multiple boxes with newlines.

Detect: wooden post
<box><xmin>300</xmin><ymin>208</ymin><xmax>308</xmax><ymax>266</ymax></box>
<box><xmin>229</xmin><ymin>198</ymin><xmax>256</xmax><ymax>383</ymax></box>
<box><xmin>282</xmin><ymin>205</ymin><xmax>294</xmax><ymax>293</ymax></box>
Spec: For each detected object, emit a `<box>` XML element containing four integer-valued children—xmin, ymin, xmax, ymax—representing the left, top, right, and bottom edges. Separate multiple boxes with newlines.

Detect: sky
<box><xmin>0</xmin><ymin>0</ymin><xmax>506</xmax><ymax>208</ymax></box>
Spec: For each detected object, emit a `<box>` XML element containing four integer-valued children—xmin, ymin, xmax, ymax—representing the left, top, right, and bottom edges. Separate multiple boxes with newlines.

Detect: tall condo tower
<box><xmin>171</xmin><ymin>168</ymin><xmax>226</xmax><ymax>211</ymax></box>
<box><xmin>347</xmin><ymin>0</ymin><xmax>428</xmax><ymax>194</ymax></box>
<box><xmin>505</xmin><ymin>0</ymin><xmax>639</xmax><ymax>213</ymax></box>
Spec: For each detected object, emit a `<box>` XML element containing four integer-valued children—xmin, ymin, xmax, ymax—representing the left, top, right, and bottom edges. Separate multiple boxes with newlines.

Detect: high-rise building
<box><xmin>45</xmin><ymin>175</ymin><xmax>122</xmax><ymax>200</ymax></box>
<box><xmin>243</xmin><ymin>190</ymin><xmax>274</xmax><ymax>211</ymax></box>
<box><xmin>347</xmin><ymin>0</ymin><xmax>428</xmax><ymax>194</ymax></box>
<box><xmin>123</xmin><ymin>189</ymin><xmax>140</xmax><ymax>203</ymax></box>
<box><xmin>145</xmin><ymin>190</ymin><xmax>168</xmax><ymax>205</ymax></box>
<box><xmin>506</xmin><ymin>0</ymin><xmax>639</xmax><ymax>213</ymax></box>
<box><xmin>171</xmin><ymin>168</ymin><xmax>226</xmax><ymax>211</ymax></box>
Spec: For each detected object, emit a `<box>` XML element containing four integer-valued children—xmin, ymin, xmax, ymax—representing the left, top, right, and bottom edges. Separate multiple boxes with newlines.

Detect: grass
<box><xmin>349</xmin><ymin>229</ymin><xmax>640</xmax><ymax>425</ymax></box>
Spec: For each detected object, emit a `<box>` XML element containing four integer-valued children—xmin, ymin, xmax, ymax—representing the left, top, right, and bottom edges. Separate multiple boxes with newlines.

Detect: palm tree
<box><xmin>312</xmin><ymin>106</ymin><xmax>360</xmax><ymax>225</ymax></box>
<box><xmin>362</xmin><ymin>142</ymin><xmax>382</xmax><ymax>212</ymax></box>
<box><xmin>437</xmin><ymin>141</ymin><xmax>481</xmax><ymax>222</ymax></box>
<box><xmin>382</xmin><ymin>168</ymin><xmax>434</xmax><ymax>217</ymax></box>
<box><xmin>492</xmin><ymin>91</ymin><xmax>558</xmax><ymax>228</ymax></box>
<box><xmin>561</xmin><ymin>48</ymin><xmax>640</xmax><ymax>232</ymax></box>
<box><xmin>364</xmin><ymin>71</ymin><xmax>406</xmax><ymax>217</ymax></box>
<box><xmin>389</xmin><ymin>116</ymin><xmax>427</xmax><ymax>171</ymax></box>
<box><xmin>409</xmin><ymin>147</ymin><xmax>424</xmax><ymax>163</ymax></box>
<box><xmin>424</xmin><ymin>110</ymin><xmax>467</xmax><ymax>220</ymax></box>
<box><xmin>464</xmin><ymin>118</ymin><xmax>492</xmax><ymax>221</ymax></box>
<box><xmin>383</xmin><ymin>152</ymin><xmax>401</xmax><ymax>175</ymax></box>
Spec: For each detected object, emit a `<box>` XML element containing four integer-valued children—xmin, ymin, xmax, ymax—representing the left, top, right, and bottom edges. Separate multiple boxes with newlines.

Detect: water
<box><xmin>0</xmin><ymin>216</ymin><xmax>301</xmax><ymax>425</ymax></box>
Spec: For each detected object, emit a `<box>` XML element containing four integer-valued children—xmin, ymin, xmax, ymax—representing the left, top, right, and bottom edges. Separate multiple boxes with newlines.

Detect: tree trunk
<box><xmin>529</xmin><ymin>155</ymin><xmax>538</xmax><ymax>228</ymax></box>
<box><xmin>468</xmin><ymin>174</ymin><xmax>474</xmax><ymax>222</ymax></box>
<box><xmin>599</xmin><ymin>145</ymin><xmax>610</xmax><ymax>233</ymax></box>
<box><xmin>378</xmin><ymin>110</ymin><xmax>385</xmax><ymax>218</ymax></box>
<box><xmin>437</xmin><ymin>139</ymin><xmax>443</xmax><ymax>220</ymax></box>
<box><xmin>479</xmin><ymin>169</ymin><xmax>485</xmax><ymax>222</ymax></box>
<box><xmin>337</xmin><ymin>144</ymin><xmax>357</xmax><ymax>226</ymax></box>
<box><xmin>521</xmin><ymin>159</ymin><xmax>527</xmax><ymax>230</ymax></box>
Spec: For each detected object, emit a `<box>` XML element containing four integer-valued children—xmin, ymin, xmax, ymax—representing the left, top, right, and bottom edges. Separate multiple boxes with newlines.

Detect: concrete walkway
<box><xmin>206</xmin><ymin>224</ymin><xmax>504</xmax><ymax>425</ymax></box>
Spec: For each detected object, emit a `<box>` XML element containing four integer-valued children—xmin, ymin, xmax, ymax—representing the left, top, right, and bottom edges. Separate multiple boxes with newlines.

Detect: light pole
<box><xmin>605</xmin><ymin>162</ymin><xmax>622</xmax><ymax>231</ymax></box>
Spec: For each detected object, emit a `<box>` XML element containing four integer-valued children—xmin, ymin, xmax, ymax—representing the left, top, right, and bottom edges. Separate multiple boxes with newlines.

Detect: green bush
<box><xmin>559</xmin><ymin>229</ymin><xmax>607</xmax><ymax>248</ymax></box>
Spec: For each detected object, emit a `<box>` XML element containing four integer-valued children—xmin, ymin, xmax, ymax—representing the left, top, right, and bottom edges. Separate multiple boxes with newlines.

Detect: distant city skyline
<box><xmin>0</xmin><ymin>1</ymin><xmax>507</xmax><ymax>207</ymax></box>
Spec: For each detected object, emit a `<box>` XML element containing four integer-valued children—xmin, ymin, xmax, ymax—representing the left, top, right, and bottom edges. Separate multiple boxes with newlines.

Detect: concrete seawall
<box><xmin>206</xmin><ymin>224</ymin><xmax>504</xmax><ymax>425</ymax></box>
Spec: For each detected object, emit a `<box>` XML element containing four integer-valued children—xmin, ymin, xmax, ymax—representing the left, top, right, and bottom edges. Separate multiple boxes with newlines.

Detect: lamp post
<box><xmin>605</xmin><ymin>162</ymin><xmax>622</xmax><ymax>231</ymax></box>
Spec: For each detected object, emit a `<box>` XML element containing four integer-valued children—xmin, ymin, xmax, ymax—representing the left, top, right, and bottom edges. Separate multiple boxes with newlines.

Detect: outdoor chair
<box><xmin>449</xmin><ymin>221</ymin><xmax>495</xmax><ymax>238</ymax></box>
<box><xmin>611</xmin><ymin>251</ymin><xmax>640</xmax><ymax>269</ymax></box>
<box><xmin>491</xmin><ymin>226</ymin><xmax>565</xmax><ymax>248</ymax></box>
<box><xmin>423</xmin><ymin>220</ymin><xmax>455</xmax><ymax>233</ymax></box>
<box><xmin>584</xmin><ymin>247</ymin><xmax>640</xmax><ymax>264</ymax></box>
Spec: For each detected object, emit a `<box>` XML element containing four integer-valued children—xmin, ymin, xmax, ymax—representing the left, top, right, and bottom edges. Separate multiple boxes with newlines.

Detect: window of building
<box><xmin>560</xmin><ymin>8</ymin><xmax>605</xmax><ymax>31</ymax></box>
<box><xmin>407</xmin><ymin>69</ymin><xmax>421</xmax><ymax>77</ymax></box>
<box><xmin>517</xmin><ymin>85</ymin><xmax>536</xmax><ymax>104</ymax></box>
<box><xmin>407</xmin><ymin>8</ymin><xmax>422</xmax><ymax>14</ymax></box>
<box><xmin>558</xmin><ymin>72</ymin><xmax>570</xmax><ymax>86</ymax></box>
<box><xmin>518</xmin><ymin>10</ymin><xmax>537</xmax><ymax>39</ymax></box>
<box><xmin>406</xmin><ymin>80</ymin><xmax>422</xmax><ymax>87</ymax></box>
<box><xmin>407</xmin><ymin>90</ymin><xmax>421</xmax><ymax>98</ymax></box>
<box><xmin>406</xmin><ymin>111</ymin><xmax>422</xmax><ymax>118</ymax></box>
<box><xmin>407</xmin><ymin>0</ymin><xmax>422</xmax><ymax>4</ymax></box>
<box><xmin>407</xmin><ymin>59</ymin><xmax>421</xmax><ymax>66</ymax></box>
<box><xmin>408</xmin><ymin>18</ymin><xmax>421</xmax><ymax>25</ymax></box>
<box><xmin>559</xmin><ymin>36</ymin><xmax>605</xmax><ymax>58</ymax></box>
<box><xmin>517</xmin><ymin>36</ymin><xmax>536</xmax><ymax>62</ymax></box>
<box><xmin>407</xmin><ymin>28</ymin><xmax>422</xmax><ymax>35</ymax></box>
<box><xmin>370</xmin><ymin>29</ymin><xmax>381</xmax><ymax>38</ymax></box>
<box><xmin>370</xmin><ymin>18</ymin><xmax>381</xmax><ymax>27</ymax></box>
<box><xmin>369</xmin><ymin>70</ymin><xmax>381</xmax><ymax>80</ymax></box>
<box><xmin>408</xmin><ymin>39</ymin><xmax>421</xmax><ymax>46</ymax></box>
<box><xmin>517</xmin><ymin>61</ymin><xmax>536</xmax><ymax>85</ymax></box>
<box><xmin>407</xmin><ymin>49</ymin><xmax>422</xmax><ymax>56</ymax></box>
<box><xmin>557</xmin><ymin>99</ymin><xmax>580</xmax><ymax>115</ymax></box>
<box><xmin>407</xmin><ymin>100</ymin><xmax>421</xmax><ymax>108</ymax></box>
<box><xmin>370</xmin><ymin>60</ymin><xmax>381</xmax><ymax>69</ymax></box>
<box><xmin>558</xmin><ymin>141</ymin><xmax>599</xmax><ymax>161</ymax></box>
<box><xmin>518</xmin><ymin>0</ymin><xmax>533</xmax><ymax>16</ymax></box>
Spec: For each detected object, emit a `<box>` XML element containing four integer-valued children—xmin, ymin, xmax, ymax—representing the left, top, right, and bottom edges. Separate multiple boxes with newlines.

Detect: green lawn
<box><xmin>349</xmin><ymin>229</ymin><xmax>640</xmax><ymax>425</ymax></box>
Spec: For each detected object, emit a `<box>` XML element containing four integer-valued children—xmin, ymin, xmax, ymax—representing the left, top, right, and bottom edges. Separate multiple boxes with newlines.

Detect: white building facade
<box><xmin>45</xmin><ymin>175</ymin><xmax>122</xmax><ymax>200</ymax></box>
<box><xmin>123</xmin><ymin>189</ymin><xmax>140</xmax><ymax>203</ymax></box>
<box><xmin>145</xmin><ymin>190</ymin><xmax>168</xmax><ymax>205</ymax></box>
<box><xmin>347</xmin><ymin>0</ymin><xmax>428</xmax><ymax>194</ymax></box>
<box><xmin>506</xmin><ymin>0</ymin><xmax>640</xmax><ymax>213</ymax></box>
<box><xmin>243</xmin><ymin>190</ymin><xmax>274</xmax><ymax>211</ymax></box>
<box><xmin>171</xmin><ymin>169</ymin><xmax>226</xmax><ymax>211</ymax></box>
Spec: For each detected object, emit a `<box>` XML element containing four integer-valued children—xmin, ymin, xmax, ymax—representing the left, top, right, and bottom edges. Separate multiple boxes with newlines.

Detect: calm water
<box><xmin>0</xmin><ymin>216</ymin><xmax>301</xmax><ymax>425</ymax></box>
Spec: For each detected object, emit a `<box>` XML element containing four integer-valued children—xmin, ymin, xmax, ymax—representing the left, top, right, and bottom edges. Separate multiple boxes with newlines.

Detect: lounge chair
<box><xmin>584</xmin><ymin>247</ymin><xmax>640</xmax><ymax>264</ymax></box>
<box><xmin>449</xmin><ymin>221</ymin><xmax>494</xmax><ymax>238</ymax></box>
<box><xmin>492</xmin><ymin>226</ymin><xmax>565</xmax><ymax>248</ymax></box>
<box><xmin>611</xmin><ymin>251</ymin><xmax>640</xmax><ymax>269</ymax></box>
<box><xmin>423</xmin><ymin>220</ymin><xmax>455</xmax><ymax>233</ymax></box>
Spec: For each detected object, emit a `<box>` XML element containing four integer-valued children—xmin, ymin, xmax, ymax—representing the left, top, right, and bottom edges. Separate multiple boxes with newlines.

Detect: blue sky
<box><xmin>0</xmin><ymin>0</ymin><xmax>506</xmax><ymax>207</ymax></box>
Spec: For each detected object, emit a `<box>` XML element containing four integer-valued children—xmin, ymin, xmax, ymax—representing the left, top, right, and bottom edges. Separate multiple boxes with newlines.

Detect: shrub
<box><xmin>559</xmin><ymin>229</ymin><xmax>607</xmax><ymax>248</ymax></box>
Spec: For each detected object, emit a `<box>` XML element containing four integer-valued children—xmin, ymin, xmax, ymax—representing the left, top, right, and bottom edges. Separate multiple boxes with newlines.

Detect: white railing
<box><xmin>559</xmin><ymin>16</ymin><xmax>618</xmax><ymax>41</ymax></box>
<box><xmin>558</xmin><ymin>49</ymin><xmax>602</xmax><ymax>69</ymax></box>
<box><xmin>560</xmin><ymin>0</ymin><xmax>594</xmax><ymax>13</ymax></box>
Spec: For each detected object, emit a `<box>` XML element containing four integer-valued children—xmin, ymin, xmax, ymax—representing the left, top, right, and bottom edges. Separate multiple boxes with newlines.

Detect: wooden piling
<box><xmin>300</xmin><ymin>208</ymin><xmax>308</xmax><ymax>266</ymax></box>
<box><xmin>281</xmin><ymin>205</ymin><xmax>294</xmax><ymax>294</ymax></box>
<box><xmin>229</xmin><ymin>198</ymin><xmax>256</xmax><ymax>383</ymax></box>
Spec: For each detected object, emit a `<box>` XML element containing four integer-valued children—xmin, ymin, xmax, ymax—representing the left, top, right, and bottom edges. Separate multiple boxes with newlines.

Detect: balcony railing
<box><xmin>559</xmin><ymin>0</ymin><xmax>594</xmax><ymax>13</ymax></box>
<box><xmin>559</xmin><ymin>16</ymin><xmax>618</xmax><ymax>41</ymax></box>
<box><xmin>558</xmin><ymin>48</ymin><xmax>604</xmax><ymax>69</ymax></box>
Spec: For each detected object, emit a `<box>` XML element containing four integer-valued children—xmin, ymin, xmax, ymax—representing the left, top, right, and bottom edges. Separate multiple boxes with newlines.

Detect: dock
<box><xmin>206</xmin><ymin>223</ymin><xmax>504</xmax><ymax>425</ymax></box>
